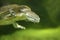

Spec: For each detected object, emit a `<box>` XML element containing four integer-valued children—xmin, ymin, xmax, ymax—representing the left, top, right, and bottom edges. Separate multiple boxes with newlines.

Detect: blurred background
<box><xmin>0</xmin><ymin>0</ymin><xmax>60</xmax><ymax>40</ymax></box>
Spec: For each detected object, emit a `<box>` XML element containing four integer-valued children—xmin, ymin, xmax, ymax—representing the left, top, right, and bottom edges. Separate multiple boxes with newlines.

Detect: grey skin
<box><xmin>0</xmin><ymin>4</ymin><xmax>40</xmax><ymax>29</ymax></box>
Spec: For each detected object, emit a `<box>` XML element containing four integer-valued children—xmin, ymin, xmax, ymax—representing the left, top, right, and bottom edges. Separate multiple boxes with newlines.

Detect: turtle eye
<box><xmin>8</xmin><ymin>8</ymin><xmax>16</xmax><ymax>16</ymax></box>
<box><xmin>11</xmin><ymin>11</ymin><xmax>15</xmax><ymax>13</ymax></box>
<box><xmin>11</xmin><ymin>11</ymin><xmax>15</xmax><ymax>16</ymax></box>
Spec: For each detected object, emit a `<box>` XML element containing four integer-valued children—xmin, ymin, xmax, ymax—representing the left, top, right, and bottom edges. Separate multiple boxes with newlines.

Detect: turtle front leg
<box><xmin>12</xmin><ymin>22</ymin><xmax>26</xmax><ymax>29</ymax></box>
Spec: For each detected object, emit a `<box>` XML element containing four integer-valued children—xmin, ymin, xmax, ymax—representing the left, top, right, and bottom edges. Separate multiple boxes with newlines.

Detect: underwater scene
<box><xmin>0</xmin><ymin>0</ymin><xmax>60</xmax><ymax>40</ymax></box>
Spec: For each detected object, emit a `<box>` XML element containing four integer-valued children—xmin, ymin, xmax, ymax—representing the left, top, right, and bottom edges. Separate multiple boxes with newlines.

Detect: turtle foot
<box><xmin>12</xmin><ymin>22</ymin><xmax>26</xmax><ymax>29</ymax></box>
<box><xmin>16</xmin><ymin>23</ymin><xmax>26</xmax><ymax>29</ymax></box>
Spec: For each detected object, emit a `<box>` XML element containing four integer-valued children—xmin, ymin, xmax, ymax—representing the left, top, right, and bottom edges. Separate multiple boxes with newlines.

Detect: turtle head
<box><xmin>8</xmin><ymin>5</ymin><xmax>40</xmax><ymax>23</ymax></box>
<box><xmin>19</xmin><ymin>5</ymin><xmax>40</xmax><ymax>23</ymax></box>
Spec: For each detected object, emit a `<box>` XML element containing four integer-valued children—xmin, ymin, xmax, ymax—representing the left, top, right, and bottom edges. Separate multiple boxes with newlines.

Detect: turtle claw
<box><xmin>12</xmin><ymin>22</ymin><xmax>26</xmax><ymax>29</ymax></box>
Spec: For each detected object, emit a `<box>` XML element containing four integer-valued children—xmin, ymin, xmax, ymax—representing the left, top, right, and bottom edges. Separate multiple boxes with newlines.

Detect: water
<box><xmin>0</xmin><ymin>0</ymin><xmax>60</xmax><ymax>40</ymax></box>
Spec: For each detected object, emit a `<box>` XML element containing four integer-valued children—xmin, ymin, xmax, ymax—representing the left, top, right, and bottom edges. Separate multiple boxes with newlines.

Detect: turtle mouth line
<box><xmin>26</xmin><ymin>16</ymin><xmax>40</xmax><ymax>23</ymax></box>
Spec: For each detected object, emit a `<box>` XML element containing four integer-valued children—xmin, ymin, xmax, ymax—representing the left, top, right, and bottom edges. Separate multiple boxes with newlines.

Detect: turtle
<box><xmin>0</xmin><ymin>4</ymin><xmax>40</xmax><ymax>29</ymax></box>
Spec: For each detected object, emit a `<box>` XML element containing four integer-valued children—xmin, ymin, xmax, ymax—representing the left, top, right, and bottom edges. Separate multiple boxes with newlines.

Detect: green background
<box><xmin>0</xmin><ymin>0</ymin><xmax>60</xmax><ymax>40</ymax></box>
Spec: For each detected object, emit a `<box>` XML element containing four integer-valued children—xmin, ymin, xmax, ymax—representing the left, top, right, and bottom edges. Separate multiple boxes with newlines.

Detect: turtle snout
<box><xmin>25</xmin><ymin>11</ymin><xmax>40</xmax><ymax>23</ymax></box>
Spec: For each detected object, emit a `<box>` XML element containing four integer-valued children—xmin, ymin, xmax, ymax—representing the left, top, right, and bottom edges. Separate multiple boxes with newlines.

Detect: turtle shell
<box><xmin>0</xmin><ymin>4</ymin><xmax>29</xmax><ymax>25</ymax></box>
